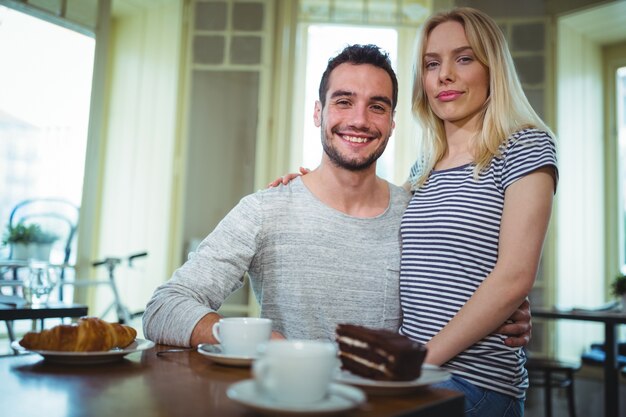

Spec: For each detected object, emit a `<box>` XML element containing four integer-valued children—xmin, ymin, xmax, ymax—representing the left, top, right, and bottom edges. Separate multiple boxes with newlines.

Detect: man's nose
<box><xmin>349</xmin><ymin>104</ymin><xmax>370</xmax><ymax>127</ymax></box>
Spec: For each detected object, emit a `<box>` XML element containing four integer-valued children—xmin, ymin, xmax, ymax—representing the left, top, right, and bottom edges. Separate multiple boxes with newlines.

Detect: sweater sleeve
<box><xmin>142</xmin><ymin>193</ymin><xmax>262</xmax><ymax>346</ymax></box>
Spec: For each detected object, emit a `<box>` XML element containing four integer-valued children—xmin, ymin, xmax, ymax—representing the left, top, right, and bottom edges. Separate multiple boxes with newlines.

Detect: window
<box><xmin>298</xmin><ymin>24</ymin><xmax>398</xmax><ymax>180</ymax></box>
<box><xmin>286</xmin><ymin>0</ymin><xmax>428</xmax><ymax>186</ymax></box>
<box><xmin>0</xmin><ymin>6</ymin><xmax>94</xmax><ymax>260</ymax></box>
<box><xmin>618</xmin><ymin>66</ymin><xmax>626</xmax><ymax>273</ymax></box>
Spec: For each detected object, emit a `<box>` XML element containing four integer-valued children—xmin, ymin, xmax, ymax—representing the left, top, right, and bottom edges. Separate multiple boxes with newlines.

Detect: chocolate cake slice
<box><xmin>336</xmin><ymin>324</ymin><xmax>427</xmax><ymax>381</ymax></box>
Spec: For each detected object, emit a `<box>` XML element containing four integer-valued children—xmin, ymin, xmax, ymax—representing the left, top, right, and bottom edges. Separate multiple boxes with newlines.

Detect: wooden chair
<box><xmin>526</xmin><ymin>354</ymin><xmax>581</xmax><ymax>417</ymax></box>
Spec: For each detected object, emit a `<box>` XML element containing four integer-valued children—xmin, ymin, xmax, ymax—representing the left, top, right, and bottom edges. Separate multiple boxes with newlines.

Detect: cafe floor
<box><xmin>525</xmin><ymin>368</ymin><xmax>626</xmax><ymax>417</ymax></box>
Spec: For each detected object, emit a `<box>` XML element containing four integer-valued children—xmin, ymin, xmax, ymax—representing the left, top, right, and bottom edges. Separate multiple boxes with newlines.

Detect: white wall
<box><xmin>555</xmin><ymin>18</ymin><xmax>605</xmax><ymax>360</ymax></box>
<box><xmin>93</xmin><ymin>0</ymin><xmax>183</xmax><ymax>317</ymax></box>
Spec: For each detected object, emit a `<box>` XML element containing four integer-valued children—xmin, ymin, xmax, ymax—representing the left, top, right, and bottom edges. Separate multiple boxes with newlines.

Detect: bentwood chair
<box><xmin>1</xmin><ymin>198</ymin><xmax>80</xmax><ymax>345</ymax></box>
<box><xmin>6</xmin><ymin>198</ymin><xmax>79</xmax><ymax>299</ymax></box>
<box><xmin>2</xmin><ymin>198</ymin><xmax>146</xmax><ymax>339</ymax></box>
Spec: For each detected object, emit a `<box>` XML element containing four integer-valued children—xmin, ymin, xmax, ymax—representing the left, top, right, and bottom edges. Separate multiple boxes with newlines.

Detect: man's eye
<box><xmin>336</xmin><ymin>99</ymin><xmax>351</xmax><ymax>106</ymax></box>
<box><xmin>371</xmin><ymin>104</ymin><xmax>386</xmax><ymax>113</ymax></box>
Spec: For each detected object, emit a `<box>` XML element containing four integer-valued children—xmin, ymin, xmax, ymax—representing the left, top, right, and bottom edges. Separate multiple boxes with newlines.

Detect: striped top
<box><xmin>400</xmin><ymin>128</ymin><xmax>558</xmax><ymax>398</ymax></box>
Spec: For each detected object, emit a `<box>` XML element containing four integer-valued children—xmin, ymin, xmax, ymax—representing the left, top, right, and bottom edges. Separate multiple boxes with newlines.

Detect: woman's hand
<box><xmin>267</xmin><ymin>167</ymin><xmax>311</xmax><ymax>188</ymax></box>
<box><xmin>498</xmin><ymin>298</ymin><xmax>531</xmax><ymax>347</ymax></box>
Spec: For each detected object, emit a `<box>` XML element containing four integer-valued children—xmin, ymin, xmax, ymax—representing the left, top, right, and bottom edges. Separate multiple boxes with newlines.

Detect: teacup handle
<box><xmin>212</xmin><ymin>322</ymin><xmax>222</xmax><ymax>344</ymax></box>
<box><xmin>252</xmin><ymin>358</ymin><xmax>276</xmax><ymax>394</ymax></box>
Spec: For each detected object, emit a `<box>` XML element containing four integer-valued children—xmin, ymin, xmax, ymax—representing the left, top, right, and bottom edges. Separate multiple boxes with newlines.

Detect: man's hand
<box><xmin>190</xmin><ymin>312</ymin><xmax>222</xmax><ymax>347</ymax></box>
<box><xmin>498</xmin><ymin>298</ymin><xmax>532</xmax><ymax>347</ymax></box>
<box><xmin>271</xmin><ymin>331</ymin><xmax>286</xmax><ymax>340</ymax></box>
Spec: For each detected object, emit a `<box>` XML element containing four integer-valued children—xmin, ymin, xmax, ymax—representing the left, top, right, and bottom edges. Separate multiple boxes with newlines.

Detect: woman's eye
<box><xmin>425</xmin><ymin>61</ymin><xmax>439</xmax><ymax>70</ymax></box>
<box><xmin>458</xmin><ymin>56</ymin><xmax>474</xmax><ymax>64</ymax></box>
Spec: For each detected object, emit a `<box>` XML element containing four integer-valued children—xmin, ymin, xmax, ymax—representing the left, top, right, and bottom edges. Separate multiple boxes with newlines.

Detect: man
<box><xmin>143</xmin><ymin>44</ymin><xmax>530</xmax><ymax>347</ymax></box>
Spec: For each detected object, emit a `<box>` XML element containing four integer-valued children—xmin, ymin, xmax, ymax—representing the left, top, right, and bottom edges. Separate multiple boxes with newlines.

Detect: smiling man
<box><xmin>143</xmin><ymin>44</ymin><xmax>529</xmax><ymax>349</ymax></box>
<box><xmin>143</xmin><ymin>44</ymin><xmax>409</xmax><ymax>346</ymax></box>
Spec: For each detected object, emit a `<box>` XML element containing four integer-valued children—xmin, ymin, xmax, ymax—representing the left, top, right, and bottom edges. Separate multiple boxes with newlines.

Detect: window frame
<box><xmin>604</xmin><ymin>42</ymin><xmax>626</xmax><ymax>279</ymax></box>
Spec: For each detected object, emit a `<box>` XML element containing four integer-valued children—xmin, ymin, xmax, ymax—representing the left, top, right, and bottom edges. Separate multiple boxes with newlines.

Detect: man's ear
<box><xmin>313</xmin><ymin>101</ymin><xmax>322</xmax><ymax>127</ymax></box>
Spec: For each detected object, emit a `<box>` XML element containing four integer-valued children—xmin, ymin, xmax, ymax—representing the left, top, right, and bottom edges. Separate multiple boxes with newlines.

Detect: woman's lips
<box><xmin>437</xmin><ymin>91</ymin><xmax>463</xmax><ymax>101</ymax></box>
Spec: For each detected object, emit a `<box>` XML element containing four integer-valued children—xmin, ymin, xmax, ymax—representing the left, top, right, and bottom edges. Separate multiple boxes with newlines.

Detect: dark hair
<box><xmin>318</xmin><ymin>44</ymin><xmax>398</xmax><ymax>111</ymax></box>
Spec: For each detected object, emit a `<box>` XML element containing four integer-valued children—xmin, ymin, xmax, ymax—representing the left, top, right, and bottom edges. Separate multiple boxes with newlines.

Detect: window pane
<box><xmin>618</xmin><ymin>66</ymin><xmax>626</xmax><ymax>272</ymax></box>
<box><xmin>301</xmin><ymin>24</ymin><xmax>398</xmax><ymax>181</ymax></box>
<box><xmin>0</xmin><ymin>6</ymin><xmax>94</xmax><ymax>260</ymax></box>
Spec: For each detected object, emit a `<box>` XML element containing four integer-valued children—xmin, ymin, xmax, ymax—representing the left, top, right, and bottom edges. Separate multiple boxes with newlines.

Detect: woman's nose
<box><xmin>438</xmin><ymin>60</ymin><xmax>455</xmax><ymax>83</ymax></box>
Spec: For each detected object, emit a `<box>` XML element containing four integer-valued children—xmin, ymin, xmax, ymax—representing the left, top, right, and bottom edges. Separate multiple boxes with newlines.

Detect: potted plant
<box><xmin>1</xmin><ymin>222</ymin><xmax>58</xmax><ymax>261</ymax></box>
<box><xmin>610</xmin><ymin>274</ymin><xmax>626</xmax><ymax>311</ymax></box>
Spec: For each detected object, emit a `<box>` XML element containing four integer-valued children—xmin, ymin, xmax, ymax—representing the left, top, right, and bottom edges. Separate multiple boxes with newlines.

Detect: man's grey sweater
<box><xmin>143</xmin><ymin>177</ymin><xmax>410</xmax><ymax>346</ymax></box>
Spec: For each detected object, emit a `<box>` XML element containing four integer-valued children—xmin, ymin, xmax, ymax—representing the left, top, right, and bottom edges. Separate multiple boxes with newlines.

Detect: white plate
<box><xmin>227</xmin><ymin>379</ymin><xmax>366</xmax><ymax>416</ymax></box>
<box><xmin>11</xmin><ymin>339</ymin><xmax>155</xmax><ymax>365</ymax></box>
<box><xmin>334</xmin><ymin>364</ymin><xmax>450</xmax><ymax>395</ymax></box>
<box><xmin>197</xmin><ymin>343</ymin><xmax>255</xmax><ymax>367</ymax></box>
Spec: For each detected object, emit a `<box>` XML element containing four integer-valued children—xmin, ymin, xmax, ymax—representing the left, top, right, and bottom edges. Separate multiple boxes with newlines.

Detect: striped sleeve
<box><xmin>501</xmin><ymin>129</ymin><xmax>558</xmax><ymax>191</ymax></box>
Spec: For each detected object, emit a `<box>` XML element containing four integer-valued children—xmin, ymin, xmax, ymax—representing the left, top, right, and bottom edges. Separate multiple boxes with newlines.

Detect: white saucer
<box><xmin>197</xmin><ymin>344</ymin><xmax>255</xmax><ymax>367</ymax></box>
<box><xmin>334</xmin><ymin>364</ymin><xmax>450</xmax><ymax>395</ymax></box>
<box><xmin>11</xmin><ymin>339</ymin><xmax>155</xmax><ymax>365</ymax></box>
<box><xmin>227</xmin><ymin>379</ymin><xmax>366</xmax><ymax>416</ymax></box>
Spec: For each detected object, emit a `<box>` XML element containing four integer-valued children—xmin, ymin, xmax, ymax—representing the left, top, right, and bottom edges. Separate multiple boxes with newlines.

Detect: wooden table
<box><xmin>533</xmin><ymin>306</ymin><xmax>626</xmax><ymax>417</ymax></box>
<box><xmin>0</xmin><ymin>345</ymin><xmax>464</xmax><ymax>417</ymax></box>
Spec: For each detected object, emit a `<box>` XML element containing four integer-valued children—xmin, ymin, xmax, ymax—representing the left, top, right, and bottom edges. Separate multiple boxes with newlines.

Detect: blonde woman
<box><xmin>400</xmin><ymin>7</ymin><xmax>557</xmax><ymax>416</ymax></box>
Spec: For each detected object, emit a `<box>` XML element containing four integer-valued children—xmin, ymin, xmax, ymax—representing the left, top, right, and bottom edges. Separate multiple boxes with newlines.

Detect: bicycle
<box><xmin>92</xmin><ymin>251</ymin><xmax>148</xmax><ymax>324</ymax></box>
<box><xmin>62</xmin><ymin>251</ymin><xmax>148</xmax><ymax>324</ymax></box>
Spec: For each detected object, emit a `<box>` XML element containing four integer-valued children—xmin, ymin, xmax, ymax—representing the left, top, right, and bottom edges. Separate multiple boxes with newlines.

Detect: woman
<box><xmin>400</xmin><ymin>7</ymin><xmax>557</xmax><ymax>416</ymax></box>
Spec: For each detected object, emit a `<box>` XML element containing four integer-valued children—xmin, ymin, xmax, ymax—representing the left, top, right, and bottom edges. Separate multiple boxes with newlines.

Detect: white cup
<box><xmin>211</xmin><ymin>317</ymin><xmax>272</xmax><ymax>357</ymax></box>
<box><xmin>253</xmin><ymin>340</ymin><xmax>338</xmax><ymax>405</ymax></box>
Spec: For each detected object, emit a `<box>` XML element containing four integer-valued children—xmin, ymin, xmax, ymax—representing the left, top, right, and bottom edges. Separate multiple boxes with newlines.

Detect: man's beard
<box><xmin>321</xmin><ymin>130</ymin><xmax>389</xmax><ymax>172</ymax></box>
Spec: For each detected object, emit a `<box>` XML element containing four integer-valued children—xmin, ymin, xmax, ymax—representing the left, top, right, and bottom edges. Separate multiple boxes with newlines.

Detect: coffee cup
<box><xmin>211</xmin><ymin>317</ymin><xmax>272</xmax><ymax>357</ymax></box>
<box><xmin>253</xmin><ymin>340</ymin><xmax>338</xmax><ymax>405</ymax></box>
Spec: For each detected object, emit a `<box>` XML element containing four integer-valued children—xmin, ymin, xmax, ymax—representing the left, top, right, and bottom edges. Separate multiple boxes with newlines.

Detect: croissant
<box><xmin>19</xmin><ymin>316</ymin><xmax>137</xmax><ymax>352</ymax></box>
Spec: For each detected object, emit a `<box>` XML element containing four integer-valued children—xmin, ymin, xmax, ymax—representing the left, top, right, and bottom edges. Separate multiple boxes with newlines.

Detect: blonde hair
<box><xmin>411</xmin><ymin>7</ymin><xmax>552</xmax><ymax>186</ymax></box>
